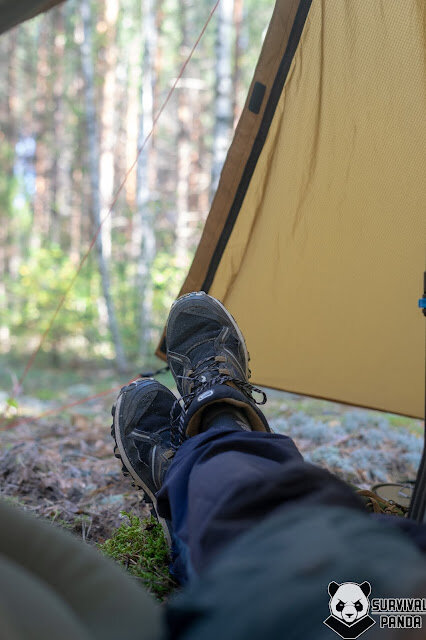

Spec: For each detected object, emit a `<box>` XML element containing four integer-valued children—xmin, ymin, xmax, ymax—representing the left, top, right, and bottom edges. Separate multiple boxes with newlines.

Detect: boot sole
<box><xmin>111</xmin><ymin>389</ymin><xmax>172</xmax><ymax>547</ymax></box>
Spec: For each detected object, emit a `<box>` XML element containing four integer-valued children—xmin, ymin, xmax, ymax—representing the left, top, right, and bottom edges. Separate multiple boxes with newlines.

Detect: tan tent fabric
<box><xmin>0</xmin><ymin>0</ymin><xmax>64</xmax><ymax>36</ymax></box>
<box><xmin>158</xmin><ymin>0</ymin><xmax>426</xmax><ymax>419</ymax></box>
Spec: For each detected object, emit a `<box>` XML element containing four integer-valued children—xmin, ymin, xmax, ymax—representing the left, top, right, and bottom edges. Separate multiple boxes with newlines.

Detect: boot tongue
<box><xmin>188</xmin><ymin>341</ymin><xmax>221</xmax><ymax>385</ymax></box>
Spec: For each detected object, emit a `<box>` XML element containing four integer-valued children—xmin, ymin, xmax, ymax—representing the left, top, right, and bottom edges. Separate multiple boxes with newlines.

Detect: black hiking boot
<box><xmin>111</xmin><ymin>378</ymin><xmax>176</xmax><ymax>543</ymax></box>
<box><xmin>166</xmin><ymin>291</ymin><xmax>270</xmax><ymax>449</ymax></box>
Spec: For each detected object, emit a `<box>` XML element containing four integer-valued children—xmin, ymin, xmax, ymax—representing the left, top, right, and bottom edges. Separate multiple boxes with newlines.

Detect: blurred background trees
<box><xmin>0</xmin><ymin>0</ymin><xmax>273</xmax><ymax>372</ymax></box>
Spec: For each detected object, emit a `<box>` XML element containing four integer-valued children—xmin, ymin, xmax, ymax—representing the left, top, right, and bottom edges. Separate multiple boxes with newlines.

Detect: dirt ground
<box><xmin>0</xmin><ymin>395</ymin><xmax>150</xmax><ymax>543</ymax></box>
<box><xmin>0</xmin><ymin>385</ymin><xmax>423</xmax><ymax>545</ymax></box>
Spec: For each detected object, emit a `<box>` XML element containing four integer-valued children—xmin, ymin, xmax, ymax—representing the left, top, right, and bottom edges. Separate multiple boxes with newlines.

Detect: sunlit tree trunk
<box><xmin>63</xmin><ymin>0</ymin><xmax>81</xmax><ymax>265</ymax></box>
<box><xmin>188</xmin><ymin>85</ymin><xmax>201</xmax><ymax>219</ymax></box>
<box><xmin>69</xmin><ymin>163</ymin><xmax>82</xmax><ymax>266</ymax></box>
<box><xmin>114</xmin><ymin>19</ymin><xmax>131</xmax><ymax>214</ymax></box>
<box><xmin>232</xmin><ymin>0</ymin><xmax>243</xmax><ymax>128</ymax></box>
<box><xmin>80</xmin><ymin>0</ymin><xmax>127</xmax><ymax>372</ymax></box>
<box><xmin>99</xmin><ymin>0</ymin><xmax>119</xmax><ymax>261</ymax></box>
<box><xmin>0</xmin><ymin>31</ymin><xmax>18</xmax><ymax>348</ymax></box>
<box><xmin>136</xmin><ymin>0</ymin><xmax>157</xmax><ymax>362</ymax></box>
<box><xmin>49</xmin><ymin>7</ymin><xmax>66</xmax><ymax>246</ymax></box>
<box><xmin>210</xmin><ymin>0</ymin><xmax>234</xmax><ymax>201</ymax></box>
<box><xmin>149</xmin><ymin>0</ymin><xmax>163</xmax><ymax>190</ymax></box>
<box><xmin>69</xmin><ymin>0</ymin><xmax>84</xmax><ymax>268</ymax></box>
<box><xmin>125</xmin><ymin>37</ymin><xmax>139</xmax><ymax>217</ymax></box>
<box><xmin>0</xmin><ymin>32</ymin><xmax>17</xmax><ymax>276</ymax></box>
<box><xmin>153</xmin><ymin>0</ymin><xmax>164</xmax><ymax>132</ymax></box>
<box><xmin>33</xmin><ymin>18</ymin><xmax>50</xmax><ymax>249</ymax></box>
<box><xmin>175</xmin><ymin>0</ymin><xmax>191</xmax><ymax>270</ymax></box>
<box><xmin>197</xmin><ymin>85</ymin><xmax>211</xmax><ymax>216</ymax></box>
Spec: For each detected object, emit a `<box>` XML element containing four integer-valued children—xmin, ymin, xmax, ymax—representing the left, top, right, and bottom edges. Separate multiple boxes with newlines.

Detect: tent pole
<box><xmin>408</xmin><ymin>272</ymin><xmax>426</xmax><ymax>522</ymax></box>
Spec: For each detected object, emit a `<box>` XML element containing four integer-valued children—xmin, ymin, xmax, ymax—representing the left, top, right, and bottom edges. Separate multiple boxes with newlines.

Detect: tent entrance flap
<box><xmin>158</xmin><ymin>0</ymin><xmax>426</xmax><ymax>422</ymax></box>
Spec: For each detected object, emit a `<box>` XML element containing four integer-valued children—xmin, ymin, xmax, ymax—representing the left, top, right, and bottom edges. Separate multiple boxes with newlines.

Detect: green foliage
<box><xmin>110</xmin><ymin>248</ymin><xmax>186</xmax><ymax>362</ymax></box>
<box><xmin>151</xmin><ymin>251</ymin><xmax>186</xmax><ymax>328</ymax></box>
<box><xmin>98</xmin><ymin>512</ymin><xmax>176</xmax><ymax>600</ymax></box>
<box><xmin>0</xmin><ymin>142</ymin><xmax>17</xmax><ymax>214</ymax></box>
<box><xmin>6</xmin><ymin>245</ymin><xmax>101</xmax><ymax>359</ymax></box>
<box><xmin>6</xmin><ymin>397</ymin><xmax>18</xmax><ymax>409</ymax></box>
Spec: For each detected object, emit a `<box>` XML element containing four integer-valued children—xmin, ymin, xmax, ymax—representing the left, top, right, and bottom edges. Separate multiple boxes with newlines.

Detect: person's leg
<box><xmin>113</xmin><ymin>292</ymin><xmax>426</xmax><ymax>588</ymax></box>
<box><xmin>157</xmin><ymin>426</ymin><xmax>364</xmax><ymax>580</ymax></box>
<box><xmin>111</xmin><ymin>292</ymin><xmax>426</xmax><ymax>640</ymax></box>
<box><xmin>113</xmin><ymin>375</ymin><xmax>363</xmax><ymax>583</ymax></box>
<box><xmin>166</xmin><ymin>501</ymin><xmax>426</xmax><ymax>640</ymax></box>
<box><xmin>157</xmin><ymin>293</ymin><xmax>367</xmax><ymax>579</ymax></box>
<box><xmin>113</xmin><ymin>293</ymin><xmax>365</xmax><ymax>584</ymax></box>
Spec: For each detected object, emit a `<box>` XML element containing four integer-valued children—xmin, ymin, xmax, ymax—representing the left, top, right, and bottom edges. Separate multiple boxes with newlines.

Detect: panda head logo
<box><xmin>329</xmin><ymin>581</ymin><xmax>370</xmax><ymax>624</ymax></box>
<box><xmin>324</xmin><ymin>581</ymin><xmax>375</xmax><ymax>639</ymax></box>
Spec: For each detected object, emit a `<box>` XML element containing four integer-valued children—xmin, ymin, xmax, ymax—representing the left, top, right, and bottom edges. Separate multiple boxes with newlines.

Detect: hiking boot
<box><xmin>111</xmin><ymin>378</ymin><xmax>175</xmax><ymax>541</ymax></box>
<box><xmin>166</xmin><ymin>291</ymin><xmax>270</xmax><ymax>449</ymax></box>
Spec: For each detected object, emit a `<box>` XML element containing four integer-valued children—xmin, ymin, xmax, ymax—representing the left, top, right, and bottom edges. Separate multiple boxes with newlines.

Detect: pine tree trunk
<box><xmin>210</xmin><ymin>0</ymin><xmax>234</xmax><ymax>202</ymax></box>
<box><xmin>80</xmin><ymin>0</ymin><xmax>127</xmax><ymax>372</ymax></box>
<box><xmin>136</xmin><ymin>0</ymin><xmax>157</xmax><ymax>362</ymax></box>
<box><xmin>125</xmin><ymin>36</ymin><xmax>139</xmax><ymax>216</ymax></box>
<box><xmin>99</xmin><ymin>0</ymin><xmax>119</xmax><ymax>261</ymax></box>
<box><xmin>153</xmin><ymin>0</ymin><xmax>164</xmax><ymax>129</ymax></box>
<box><xmin>33</xmin><ymin>18</ymin><xmax>50</xmax><ymax>248</ymax></box>
<box><xmin>232</xmin><ymin>0</ymin><xmax>243</xmax><ymax>128</ymax></box>
<box><xmin>0</xmin><ymin>31</ymin><xmax>17</xmax><ymax>348</ymax></box>
<box><xmin>64</xmin><ymin>0</ymin><xmax>81</xmax><ymax>266</ymax></box>
<box><xmin>50</xmin><ymin>7</ymin><xmax>66</xmax><ymax>246</ymax></box>
<box><xmin>113</xmin><ymin>18</ymin><xmax>130</xmax><ymax>213</ymax></box>
<box><xmin>175</xmin><ymin>0</ymin><xmax>191</xmax><ymax>270</ymax></box>
<box><xmin>1</xmin><ymin>31</ymin><xmax>17</xmax><ymax>277</ymax></box>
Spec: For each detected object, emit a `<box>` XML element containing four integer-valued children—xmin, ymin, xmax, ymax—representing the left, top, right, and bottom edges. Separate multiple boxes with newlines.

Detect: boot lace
<box><xmin>169</xmin><ymin>355</ymin><xmax>267</xmax><ymax>451</ymax></box>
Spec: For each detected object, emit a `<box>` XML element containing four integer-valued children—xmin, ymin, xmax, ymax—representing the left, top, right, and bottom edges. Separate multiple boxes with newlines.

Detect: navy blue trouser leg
<box><xmin>156</xmin><ymin>426</ymin><xmax>364</xmax><ymax>583</ymax></box>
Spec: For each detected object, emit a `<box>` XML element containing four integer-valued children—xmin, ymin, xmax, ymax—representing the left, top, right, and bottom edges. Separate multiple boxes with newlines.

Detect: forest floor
<box><xmin>0</xmin><ymin>357</ymin><xmax>423</xmax><ymax>546</ymax></box>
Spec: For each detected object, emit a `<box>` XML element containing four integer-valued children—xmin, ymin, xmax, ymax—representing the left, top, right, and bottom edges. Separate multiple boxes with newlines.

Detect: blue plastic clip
<box><xmin>419</xmin><ymin>299</ymin><xmax>426</xmax><ymax>309</ymax></box>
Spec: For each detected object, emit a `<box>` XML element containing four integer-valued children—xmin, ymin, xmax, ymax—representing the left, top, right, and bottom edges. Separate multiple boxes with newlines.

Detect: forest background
<box><xmin>0</xmin><ymin>0</ymin><xmax>273</xmax><ymax>382</ymax></box>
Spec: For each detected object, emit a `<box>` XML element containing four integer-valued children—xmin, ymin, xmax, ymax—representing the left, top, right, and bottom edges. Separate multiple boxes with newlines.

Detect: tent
<box><xmin>158</xmin><ymin>0</ymin><xmax>426</xmax><ymax>516</ymax></box>
<box><xmin>2</xmin><ymin>1</ymin><xmax>425</xmax><ymax>514</ymax></box>
<box><xmin>157</xmin><ymin>0</ymin><xmax>425</xmax><ymax>422</ymax></box>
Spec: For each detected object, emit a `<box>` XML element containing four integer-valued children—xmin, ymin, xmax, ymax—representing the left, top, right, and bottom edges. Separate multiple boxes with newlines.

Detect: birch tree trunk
<box><xmin>210</xmin><ymin>0</ymin><xmax>234</xmax><ymax>201</ymax></box>
<box><xmin>136</xmin><ymin>0</ymin><xmax>157</xmax><ymax>361</ymax></box>
<box><xmin>80</xmin><ymin>0</ymin><xmax>127</xmax><ymax>372</ymax></box>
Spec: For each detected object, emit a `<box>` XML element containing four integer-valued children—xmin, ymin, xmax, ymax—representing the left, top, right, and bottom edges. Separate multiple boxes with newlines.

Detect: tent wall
<box><xmin>158</xmin><ymin>0</ymin><xmax>426</xmax><ymax>420</ymax></box>
<box><xmin>0</xmin><ymin>1</ymin><xmax>64</xmax><ymax>36</ymax></box>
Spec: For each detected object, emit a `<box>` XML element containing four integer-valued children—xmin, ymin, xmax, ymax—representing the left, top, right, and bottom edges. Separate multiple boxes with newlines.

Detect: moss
<box><xmin>1</xmin><ymin>494</ymin><xmax>27</xmax><ymax>509</ymax></box>
<box><xmin>99</xmin><ymin>512</ymin><xmax>176</xmax><ymax>600</ymax></box>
